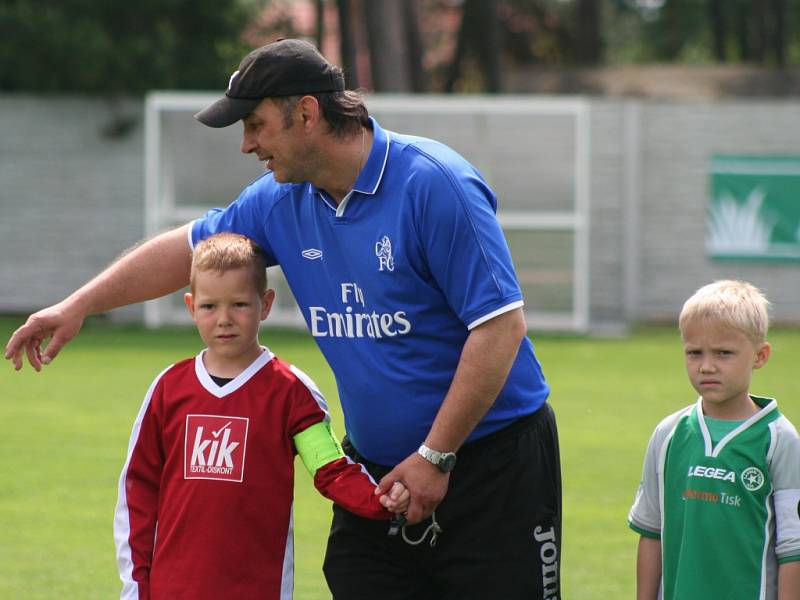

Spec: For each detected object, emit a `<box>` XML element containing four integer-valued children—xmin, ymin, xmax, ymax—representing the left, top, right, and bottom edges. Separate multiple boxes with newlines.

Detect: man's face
<box><xmin>240</xmin><ymin>99</ymin><xmax>312</xmax><ymax>183</ymax></box>
<box><xmin>681</xmin><ymin>318</ymin><xmax>770</xmax><ymax>419</ymax></box>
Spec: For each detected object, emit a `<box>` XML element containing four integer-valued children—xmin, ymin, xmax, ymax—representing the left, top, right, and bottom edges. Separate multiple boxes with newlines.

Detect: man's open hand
<box><xmin>4</xmin><ymin>301</ymin><xmax>85</xmax><ymax>371</ymax></box>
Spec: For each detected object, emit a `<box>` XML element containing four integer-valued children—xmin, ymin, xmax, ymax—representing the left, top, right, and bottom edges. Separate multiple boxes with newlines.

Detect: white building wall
<box><xmin>0</xmin><ymin>95</ymin><xmax>144</xmax><ymax>321</ymax></box>
<box><xmin>1</xmin><ymin>95</ymin><xmax>798</xmax><ymax>327</ymax></box>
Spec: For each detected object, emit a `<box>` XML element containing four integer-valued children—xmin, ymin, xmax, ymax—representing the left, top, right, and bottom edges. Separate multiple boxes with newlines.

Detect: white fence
<box><xmin>3</xmin><ymin>94</ymin><xmax>800</xmax><ymax>329</ymax></box>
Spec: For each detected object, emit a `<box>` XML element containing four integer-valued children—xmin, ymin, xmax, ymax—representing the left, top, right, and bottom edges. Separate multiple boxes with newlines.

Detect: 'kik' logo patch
<box><xmin>184</xmin><ymin>414</ymin><xmax>249</xmax><ymax>482</ymax></box>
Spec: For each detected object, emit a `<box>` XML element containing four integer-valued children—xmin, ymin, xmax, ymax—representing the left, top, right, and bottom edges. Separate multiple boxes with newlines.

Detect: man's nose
<box><xmin>241</xmin><ymin>130</ymin><xmax>256</xmax><ymax>154</ymax></box>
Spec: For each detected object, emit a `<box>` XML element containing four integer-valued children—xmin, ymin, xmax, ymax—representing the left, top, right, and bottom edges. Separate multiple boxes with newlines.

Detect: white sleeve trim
<box><xmin>770</xmin><ymin>416</ymin><xmax>800</xmax><ymax>559</ymax></box>
<box><xmin>114</xmin><ymin>365</ymin><xmax>172</xmax><ymax>599</ymax></box>
<box><xmin>467</xmin><ymin>300</ymin><xmax>524</xmax><ymax>330</ymax></box>
<box><xmin>187</xmin><ymin>220</ymin><xmax>198</xmax><ymax>250</ymax></box>
<box><xmin>629</xmin><ymin>406</ymin><xmax>692</xmax><ymax>536</ymax></box>
<box><xmin>280</xmin><ymin>506</ymin><xmax>294</xmax><ymax>600</ymax></box>
<box><xmin>289</xmin><ymin>364</ymin><xmax>331</xmax><ymax>419</ymax></box>
<box><xmin>775</xmin><ymin>489</ymin><xmax>800</xmax><ymax>558</ymax></box>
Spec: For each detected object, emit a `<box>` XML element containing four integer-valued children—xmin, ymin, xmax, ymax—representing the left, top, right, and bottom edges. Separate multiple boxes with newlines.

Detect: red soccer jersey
<box><xmin>114</xmin><ymin>349</ymin><xmax>390</xmax><ymax>600</ymax></box>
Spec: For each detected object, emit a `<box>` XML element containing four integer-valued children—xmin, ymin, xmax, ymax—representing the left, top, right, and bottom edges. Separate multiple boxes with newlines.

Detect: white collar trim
<box><xmin>194</xmin><ymin>347</ymin><xmax>274</xmax><ymax>398</ymax></box>
<box><xmin>695</xmin><ymin>396</ymin><xmax>777</xmax><ymax>457</ymax></box>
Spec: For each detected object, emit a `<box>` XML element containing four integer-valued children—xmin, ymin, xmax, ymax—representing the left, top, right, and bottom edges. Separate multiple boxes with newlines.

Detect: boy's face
<box><xmin>681</xmin><ymin>318</ymin><xmax>770</xmax><ymax>419</ymax></box>
<box><xmin>184</xmin><ymin>267</ymin><xmax>274</xmax><ymax>374</ymax></box>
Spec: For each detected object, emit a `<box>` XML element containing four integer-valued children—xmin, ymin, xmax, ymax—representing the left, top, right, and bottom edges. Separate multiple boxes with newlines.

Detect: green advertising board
<box><xmin>709</xmin><ymin>155</ymin><xmax>800</xmax><ymax>261</ymax></box>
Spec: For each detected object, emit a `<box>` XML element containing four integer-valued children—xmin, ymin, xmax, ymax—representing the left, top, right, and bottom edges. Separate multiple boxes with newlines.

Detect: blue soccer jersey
<box><xmin>191</xmin><ymin>117</ymin><xmax>549</xmax><ymax>465</ymax></box>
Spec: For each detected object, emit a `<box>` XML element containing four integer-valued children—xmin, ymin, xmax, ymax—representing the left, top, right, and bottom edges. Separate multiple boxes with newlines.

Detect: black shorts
<box><xmin>323</xmin><ymin>403</ymin><xmax>562</xmax><ymax>600</ymax></box>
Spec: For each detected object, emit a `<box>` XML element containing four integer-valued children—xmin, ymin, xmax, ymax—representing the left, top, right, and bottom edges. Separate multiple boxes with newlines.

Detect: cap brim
<box><xmin>194</xmin><ymin>96</ymin><xmax>262</xmax><ymax>128</ymax></box>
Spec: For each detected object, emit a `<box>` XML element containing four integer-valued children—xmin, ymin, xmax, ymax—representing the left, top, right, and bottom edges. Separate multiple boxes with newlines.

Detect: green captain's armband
<box><xmin>294</xmin><ymin>420</ymin><xmax>346</xmax><ymax>477</ymax></box>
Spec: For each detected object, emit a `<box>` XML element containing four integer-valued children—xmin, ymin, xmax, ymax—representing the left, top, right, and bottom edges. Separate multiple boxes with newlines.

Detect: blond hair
<box><xmin>190</xmin><ymin>233</ymin><xmax>267</xmax><ymax>294</ymax></box>
<box><xmin>679</xmin><ymin>280</ymin><xmax>770</xmax><ymax>345</ymax></box>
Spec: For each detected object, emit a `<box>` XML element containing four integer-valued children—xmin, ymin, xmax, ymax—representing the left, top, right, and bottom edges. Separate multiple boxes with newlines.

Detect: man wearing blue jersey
<box><xmin>6</xmin><ymin>39</ymin><xmax>561</xmax><ymax>599</ymax></box>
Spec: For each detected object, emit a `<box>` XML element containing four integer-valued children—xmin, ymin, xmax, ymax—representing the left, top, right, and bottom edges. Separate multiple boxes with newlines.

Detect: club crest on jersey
<box><xmin>184</xmin><ymin>414</ymin><xmax>248</xmax><ymax>482</ymax></box>
<box><xmin>375</xmin><ymin>235</ymin><xmax>395</xmax><ymax>272</ymax></box>
<box><xmin>741</xmin><ymin>467</ymin><xmax>765</xmax><ymax>492</ymax></box>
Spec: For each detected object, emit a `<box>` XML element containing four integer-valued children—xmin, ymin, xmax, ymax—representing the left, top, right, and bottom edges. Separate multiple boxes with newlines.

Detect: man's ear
<box><xmin>297</xmin><ymin>95</ymin><xmax>321</xmax><ymax>132</ymax></box>
<box><xmin>753</xmin><ymin>341</ymin><xmax>771</xmax><ymax>370</ymax></box>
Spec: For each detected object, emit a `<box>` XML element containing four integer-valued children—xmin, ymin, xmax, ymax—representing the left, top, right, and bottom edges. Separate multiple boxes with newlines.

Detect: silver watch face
<box><xmin>438</xmin><ymin>453</ymin><xmax>456</xmax><ymax>472</ymax></box>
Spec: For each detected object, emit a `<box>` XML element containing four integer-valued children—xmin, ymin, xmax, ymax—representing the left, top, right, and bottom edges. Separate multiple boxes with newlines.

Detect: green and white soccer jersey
<box><xmin>629</xmin><ymin>396</ymin><xmax>800</xmax><ymax>600</ymax></box>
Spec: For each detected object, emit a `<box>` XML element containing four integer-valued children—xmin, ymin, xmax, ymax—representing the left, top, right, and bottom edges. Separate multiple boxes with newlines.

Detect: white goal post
<box><xmin>144</xmin><ymin>93</ymin><xmax>591</xmax><ymax>332</ymax></box>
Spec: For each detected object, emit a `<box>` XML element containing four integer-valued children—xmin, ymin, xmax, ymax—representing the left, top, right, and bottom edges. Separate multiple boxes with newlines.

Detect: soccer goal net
<box><xmin>144</xmin><ymin>93</ymin><xmax>590</xmax><ymax>332</ymax></box>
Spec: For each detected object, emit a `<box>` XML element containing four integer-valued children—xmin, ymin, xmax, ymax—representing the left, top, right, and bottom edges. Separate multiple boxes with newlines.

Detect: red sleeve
<box><xmin>281</xmin><ymin>361</ymin><xmax>391</xmax><ymax>520</ymax></box>
<box><xmin>313</xmin><ymin>457</ymin><xmax>393</xmax><ymax>520</ymax></box>
<box><xmin>116</xmin><ymin>380</ymin><xmax>165</xmax><ymax>598</ymax></box>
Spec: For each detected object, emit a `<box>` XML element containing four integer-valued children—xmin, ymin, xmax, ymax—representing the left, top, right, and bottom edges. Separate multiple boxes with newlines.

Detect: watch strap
<box><xmin>418</xmin><ymin>444</ymin><xmax>456</xmax><ymax>472</ymax></box>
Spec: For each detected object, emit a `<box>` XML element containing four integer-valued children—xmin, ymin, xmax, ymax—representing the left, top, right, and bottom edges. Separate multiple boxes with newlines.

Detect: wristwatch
<box><xmin>417</xmin><ymin>444</ymin><xmax>457</xmax><ymax>473</ymax></box>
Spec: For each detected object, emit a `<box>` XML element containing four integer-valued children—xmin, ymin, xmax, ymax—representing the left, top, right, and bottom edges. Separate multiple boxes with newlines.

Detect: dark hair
<box><xmin>275</xmin><ymin>84</ymin><xmax>370</xmax><ymax>139</ymax></box>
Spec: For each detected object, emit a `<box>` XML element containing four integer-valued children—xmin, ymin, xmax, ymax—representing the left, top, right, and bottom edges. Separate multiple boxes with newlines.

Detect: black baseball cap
<box><xmin>194</xmin><ymin>39</ymin><xmax>345</xmax><ymax>128</ymax></box>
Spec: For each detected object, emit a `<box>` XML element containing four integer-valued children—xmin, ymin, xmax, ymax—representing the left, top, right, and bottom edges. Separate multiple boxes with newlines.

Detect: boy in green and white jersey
<box><xmin>629</xmin><ymin>280</ymin><xmax>800</xmax><ymax>600</ymax></box>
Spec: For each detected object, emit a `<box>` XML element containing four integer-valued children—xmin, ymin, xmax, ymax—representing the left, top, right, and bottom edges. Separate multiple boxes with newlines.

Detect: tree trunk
<box><xmin>335</xmin><ymin>0</ymin><xmax>360</xmax><ymax>89</ymax></box>
<box><xmin>478</xmin><ymin>0</ymin><xmax>502</xmax><ymax>92</ymax></box>
<box><xmin>751</xmin><ymin>0</ymin><xmax>769</xmax><ymax>63</ymax></box>
<box><xmin>315</xmin><ymin>0</ymin><xmax>325</xmax><ymax>52</ymax></box>
<box><xmin>770</xmin><ymin>0</ymin><xmax>786</xmax><ymax>66</ymax></box>
<box><xmin>444</xmin><ymin>0</ymin><xmax>502</xmax><ymax>93</ymax></box>
<box><xmin>736</xmin><ymin>0</ymin><xmax>751</xmax><ymax>61</ymax></box>
<box><xmin>444</xmin><ymin>0</ymin><xmax>470</xmax><ymax>92</ymax></box>
<box><xmin>708</xmin><ymin>0</ymin><xmax>726</xmax><ymax>62</ymax></box>
<box><xmin>403</xmin><ymin>0</ymin><xmax>427</xmax><ymax>92</ymax></box>
<box><xmin>575</xmin><ymin>0</ymin><xmax>603</xmax><ymax>65</ymax></box>
<box><xmin>363</xmin><ymin>0</ymin><xmax>412</xmax><ymax>91</ymax></box>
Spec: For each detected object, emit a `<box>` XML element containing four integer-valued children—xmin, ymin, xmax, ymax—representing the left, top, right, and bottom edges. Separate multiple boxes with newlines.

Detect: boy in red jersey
<box><xmin>114</xmin><ymin>233</ymin><xmax>408</xmax><ymax>599</ymax></box>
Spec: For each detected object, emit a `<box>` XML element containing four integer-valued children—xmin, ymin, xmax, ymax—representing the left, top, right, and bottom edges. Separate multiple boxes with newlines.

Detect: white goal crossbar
<box><xmin>144</xmin><ymin>93</ymin><xmax>591</xmax><ymax>331</ymax></box>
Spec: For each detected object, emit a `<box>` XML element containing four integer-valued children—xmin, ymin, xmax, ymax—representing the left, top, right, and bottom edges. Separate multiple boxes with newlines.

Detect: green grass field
<box><xmin>1</xmin><ymin>316</ymin><xmax>797</xmax><ymax>598</ymax></box>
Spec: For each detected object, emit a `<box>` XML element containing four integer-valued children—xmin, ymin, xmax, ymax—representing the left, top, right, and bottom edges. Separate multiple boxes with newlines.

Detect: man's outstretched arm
<box><xmin>5</xmin><ymin>224</ymin><xmax>193</xmax><ymax>371</ymax></box>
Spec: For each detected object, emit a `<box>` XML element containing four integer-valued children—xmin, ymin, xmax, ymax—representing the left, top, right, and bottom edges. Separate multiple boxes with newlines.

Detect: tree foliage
<box><xmin>5</xmin><ymin>0</ymin><xmax>800</xmax><ymax>97</ymax></box>
<box><xmin>607</xmin><ymin>0</ymin><xmax>795</xmax><ymax>65</ymax></box>
<box><xmin>0</xmin><ymin>0</ymin><xmax>258</xmax><ymax>95</ymax></box>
